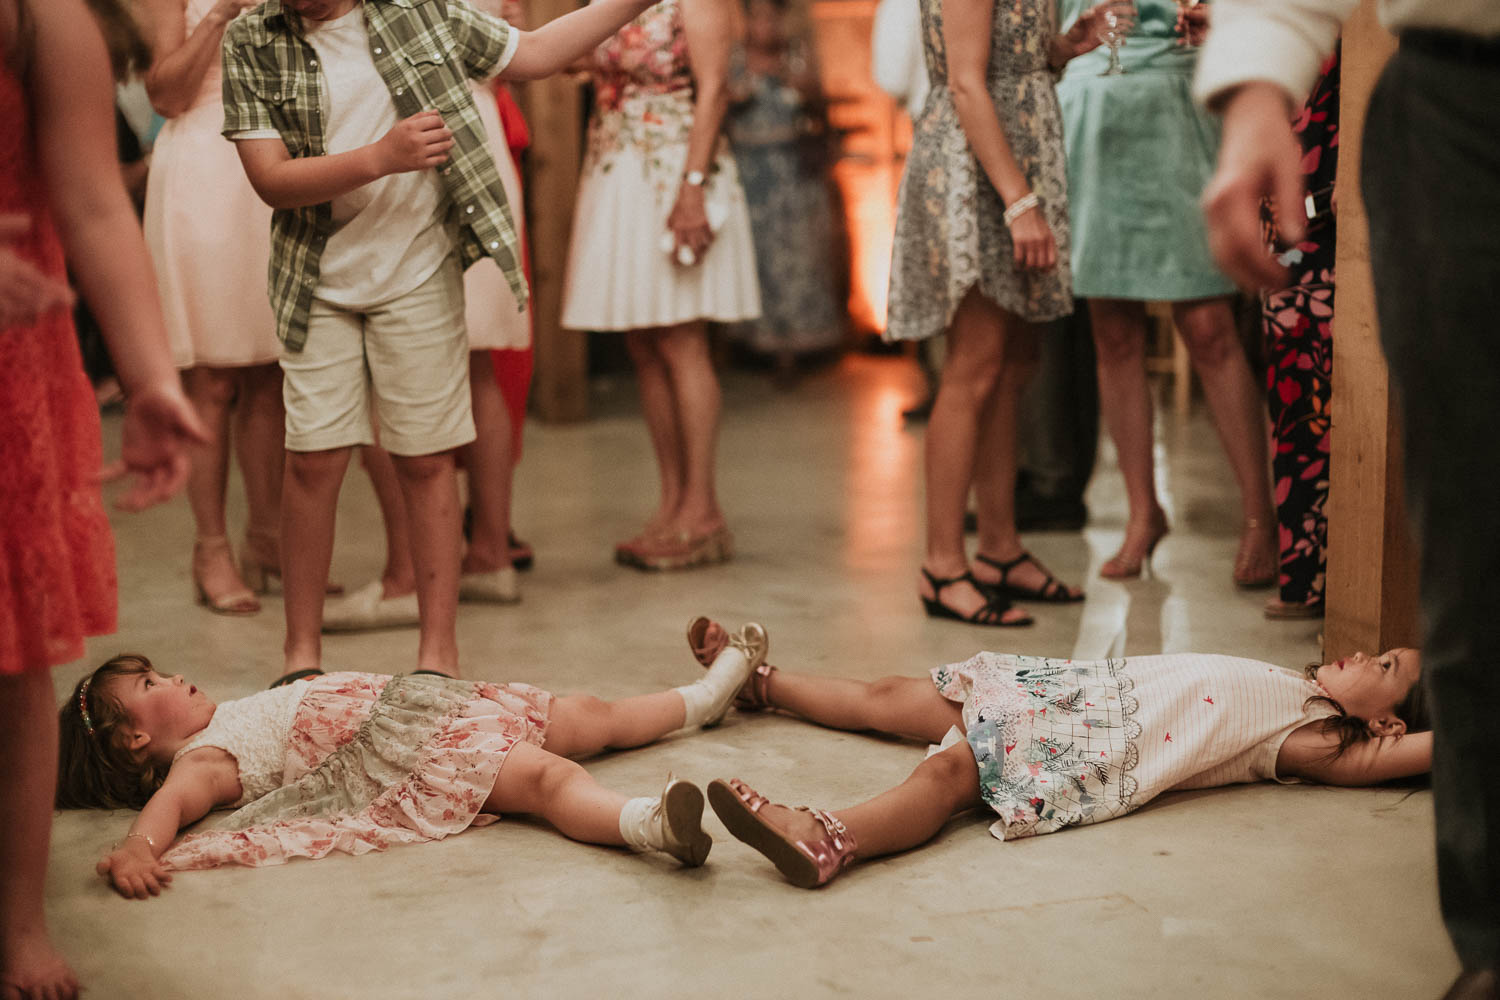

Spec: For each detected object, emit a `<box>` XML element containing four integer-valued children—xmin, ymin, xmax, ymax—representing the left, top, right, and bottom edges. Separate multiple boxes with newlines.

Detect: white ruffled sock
<box><xmin>673</xmin><ymin>645</ymin><xmax>750</xmax><ymax>728</ymax></box>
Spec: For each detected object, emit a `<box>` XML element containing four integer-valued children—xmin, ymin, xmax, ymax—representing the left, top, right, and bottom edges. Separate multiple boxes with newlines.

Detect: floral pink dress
<box><xmin>161</xmin><ymin>673</ymin><xmax>551</xmax><ymax>870</ymax></box>
<box><xmin>560</xmin><ymin>0</ymin><xmax>760</xmax><ymax>331</ymax></box>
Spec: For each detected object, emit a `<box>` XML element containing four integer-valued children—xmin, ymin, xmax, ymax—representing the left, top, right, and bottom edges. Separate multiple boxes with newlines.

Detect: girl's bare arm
<box><xmin>1276</xmin><ymin>724</ymin><xmax>1433</xmax><ymax>787</ymax></box>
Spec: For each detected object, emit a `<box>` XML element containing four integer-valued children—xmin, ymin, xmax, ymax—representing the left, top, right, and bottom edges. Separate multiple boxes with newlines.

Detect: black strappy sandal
<box><xmin>269</xmin><ymin>667</ymin><xmax>324</xmax><ymax>690</ymax></box>
<box><xmin>974</xmin><ymin>552</ymin><xmax>1084</xmax><ymax>604</ymax></box>
<box><xmin>919</xmin><ymin>567</ymin><xmax>1033</xmax><ymax>627</ymax></box>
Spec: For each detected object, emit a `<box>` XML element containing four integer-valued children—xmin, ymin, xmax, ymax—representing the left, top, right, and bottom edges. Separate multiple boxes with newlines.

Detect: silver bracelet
<box><xmin>1003</xmin><ymin>192</ymin><xmax>1040</xmax><ymax>228</ymax></box>
<box><xmin>123</xmin><ymin>832</ymin><xmax>156</xmax><ymax>851</ymax></box>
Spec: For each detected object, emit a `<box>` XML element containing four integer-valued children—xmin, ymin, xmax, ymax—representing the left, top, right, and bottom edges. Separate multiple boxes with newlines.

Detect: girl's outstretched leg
<box><xmin>485</xmin><ymin>743</ymin><xmax>711</xmax><ymax>866</ymax></box>
<box><xmin>709</xmin><ymin>740</ymin><xmax>982</xmax><ymax>888</ymax></box>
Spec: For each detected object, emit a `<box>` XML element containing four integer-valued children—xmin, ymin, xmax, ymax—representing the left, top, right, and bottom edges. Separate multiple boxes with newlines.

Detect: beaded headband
<box><xmin>78</xmin><ymin>676</ymin><xmax>96</xmax><ymax>737</ymax></box>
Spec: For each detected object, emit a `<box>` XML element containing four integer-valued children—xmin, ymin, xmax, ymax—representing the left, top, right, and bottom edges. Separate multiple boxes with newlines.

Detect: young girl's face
<box><xmin>108</xmin><ymin>669</ymin><xmax>216</xmax><ymax>763</ymax></box>
<box><xmin>1315</xmin><ymin>648</ymin><xmax>1421</xmax><ymax>732</ymax></box>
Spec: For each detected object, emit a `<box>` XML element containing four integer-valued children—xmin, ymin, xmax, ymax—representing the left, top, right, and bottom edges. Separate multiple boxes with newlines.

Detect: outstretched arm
<box><xmin>1277</xmin><ymin>725</ymin><xmax>1433</xmax><ymax>787</ymax></box>
<box><xmin>500</xmin><ymin>0</ymin><xmax>658</xmax><ymax>81</ymax></box>
<box><xmin>96</xmin><ymin>750</ymin><xmax>242</xmax><ymax>899</ymax></box>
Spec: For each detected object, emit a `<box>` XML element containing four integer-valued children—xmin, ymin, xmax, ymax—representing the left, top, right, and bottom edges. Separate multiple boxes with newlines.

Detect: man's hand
<box><xmin>375</xmin><ymin>110</ymin><xmax>455</xmax><ymax>174</ymax></box>
<box><xmin>1201</xmin><ymin>81</ymin><xmax>1305</xmax><ymax>291</ymax></box>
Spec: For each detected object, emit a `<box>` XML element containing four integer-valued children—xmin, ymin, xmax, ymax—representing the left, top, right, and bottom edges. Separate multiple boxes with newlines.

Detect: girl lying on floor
<box><xmin>57</xmin><ymin>624</ymin><xmax>769</xmax><ymax>899</ymax></box>
<box><xmin>685</xmin><ymin>618</ymin><xmax>1430</xmax><ymax>888</ymax></box>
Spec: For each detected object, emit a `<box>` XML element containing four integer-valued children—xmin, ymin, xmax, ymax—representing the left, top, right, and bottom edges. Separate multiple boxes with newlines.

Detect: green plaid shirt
<box><xmin>221</xmin><ymin>0</ymin><xmax>528</xmax><ymax>351</ymax></box>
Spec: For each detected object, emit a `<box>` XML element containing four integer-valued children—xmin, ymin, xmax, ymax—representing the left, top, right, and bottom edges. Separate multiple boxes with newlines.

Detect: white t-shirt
<box><xmin>233</xmin><ymin>6</ymin><xmax>517</xmax><ymax>308</ymax></box>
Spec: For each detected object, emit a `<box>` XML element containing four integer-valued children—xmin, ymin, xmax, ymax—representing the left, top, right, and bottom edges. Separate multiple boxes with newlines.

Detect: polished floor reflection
<box><xmin>50</xmin><ymin>355</ymin><xmax>1452</xmax><ymax>998</ymax></box>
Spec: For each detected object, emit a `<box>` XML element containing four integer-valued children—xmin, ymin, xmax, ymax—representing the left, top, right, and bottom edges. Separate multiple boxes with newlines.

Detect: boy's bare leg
<box><xmin>0</xmin><ymin>671</ymin><xmax>79</xmax><ymax>999</ymax></box>
<box><xmin>764</xmin><ymin>672</ymin><xmax>963</xmax><ymax>744</ymax></box>
<box><xmin>282</xmin><ymin>446</ymin><xmax>353</xmax><ymax>672</ymax></box>
<box><xmin>541</xmin><ymin>691</ymin><xmax>689</xmax><ymax>758</ymax></box>
<box><xmin>391</xmin><ymin>450</ymin><xmax>462</xmax><ymax>675</ymax></box>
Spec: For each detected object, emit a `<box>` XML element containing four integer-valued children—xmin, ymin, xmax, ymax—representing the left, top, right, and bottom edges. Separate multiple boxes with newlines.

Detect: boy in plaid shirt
<box><xmin>223</xmin><ymin>0</ymin><xmax>660</xmax><ymax>682</ymax></box>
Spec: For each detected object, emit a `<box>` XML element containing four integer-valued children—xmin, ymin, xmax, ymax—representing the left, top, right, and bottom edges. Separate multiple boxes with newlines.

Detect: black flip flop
<box><xmin>269</xmin><ymin>667</ymin><xmax>324</xmax><ymax>689</ymax></box>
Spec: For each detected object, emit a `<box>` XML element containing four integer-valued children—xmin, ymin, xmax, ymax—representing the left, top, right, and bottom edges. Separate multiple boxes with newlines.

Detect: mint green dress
<box><xmin>1055</xmin><ymin>0</ymin><xmax>1234</xmax><ymax>300</ymax></box>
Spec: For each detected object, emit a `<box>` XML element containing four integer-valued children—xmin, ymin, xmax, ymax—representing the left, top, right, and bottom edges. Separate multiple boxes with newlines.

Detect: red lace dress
<box><xmin>0</xmin><ymin>64</ymin><xmax>117</xmax><ymax>673</ymax></box>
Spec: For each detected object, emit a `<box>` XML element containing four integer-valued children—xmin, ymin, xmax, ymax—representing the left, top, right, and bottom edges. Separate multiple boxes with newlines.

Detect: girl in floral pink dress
<box><xmin>57</xmin><ymin>625</ymin><xmax>770</xmax><ymax>897</ymax></box>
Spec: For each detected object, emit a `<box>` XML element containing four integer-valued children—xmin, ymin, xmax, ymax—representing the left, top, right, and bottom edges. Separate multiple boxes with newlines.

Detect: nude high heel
<box><xmin>192</xmin><ymin>536</ymin><xmax>259</xmax><ymax>616</ymax></box>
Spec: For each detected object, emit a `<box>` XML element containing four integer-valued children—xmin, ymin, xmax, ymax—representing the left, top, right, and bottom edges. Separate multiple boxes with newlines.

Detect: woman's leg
<box><xmin>1090</xmin><ymin>299</ymin><xmax>1169</xmax><ymax>575</ymax></box>
<box><xmin>184</xmin><ymin>365</ymin><xmax>257</xmax><ymax>609</ymax></box>
<box><xmin>623</xmin><ymin>329</ymin><xmax>686</xmax><ymax>538</ymax></box>
<box><xmin>459</xmin><ymin>350</ymin><xmax>516</xmax><ymax>575</ymax></box>
<box><xmin>282</xmin><ymin>446</ymin><xmax>354</xmax><ymax>671</ymax></box>
<box><xmin>969</xmin><ymin>318</ymin><xmax>1081</xmax><ymax>598</ymax></box>
<box><xmin>655</xmin><ymin>321</ymin><xmax>725</xmax><ymax>536</ymax></box>
<box><xmin>919</xmin><ymin>291</ymin><xmax>1026</xmax><ymax>621</ymax></box>
<box><xmin>233</xmin><ymin>362</ymin><xmax>286</xmax><ymax>579</ymax></box>
<box><xmin>1171</xmin><ymin>298</ymin><xmax>1276</xmax><ymax>585</ymax></box>
<box><xmin>389</xmin><ymin>450</ymin><xmax>463</xmax><ymax>675</ymax></box>
<box><xmin>359</xmin><ymin>444</ymin><xmax>417</xmax><ymax>597</ymax></box>
<box><xmin>0</xmin><ymin>671</ymin><xmax>79</xmax><ymax>999</ymax></box>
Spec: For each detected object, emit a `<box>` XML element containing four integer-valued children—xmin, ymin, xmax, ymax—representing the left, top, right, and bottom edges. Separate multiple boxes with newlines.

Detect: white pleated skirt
<box><xmin>561</xmin><ymin>141</ymin><xmax>760</xmax><ymax>332</ymax></box>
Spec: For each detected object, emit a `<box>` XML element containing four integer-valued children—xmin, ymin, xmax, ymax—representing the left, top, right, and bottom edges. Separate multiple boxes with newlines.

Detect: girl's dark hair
<box><xmin>57</xmin><ymin>653</ymin><xmax>171</xmax><ymax>810</ymax></box>
<box><xmin>1302</xmin><ymin>659</ymin><xmax>1433</xmax><ymax>761</ymax></box>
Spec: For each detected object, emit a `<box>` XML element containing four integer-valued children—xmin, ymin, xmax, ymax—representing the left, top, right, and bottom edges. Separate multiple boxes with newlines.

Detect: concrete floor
<box><xmin>50</xmin><ymin>355</ymin><xmax>1454</xmax><ymax>999</ymax></box>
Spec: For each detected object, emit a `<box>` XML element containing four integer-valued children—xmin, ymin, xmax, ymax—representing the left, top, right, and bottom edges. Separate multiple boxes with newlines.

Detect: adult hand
<box><xmin>103</xmin><ymin>377</ymin><xmax>209</xmax><ymax>512</ymax></box>
<box><xmin>376</xmin><ymin>111</ymin><xmax>454</xmax><ymax>174</ymax></box>
<box><xmin>1201</xmin><ymin>81</ymin><xmax>1305</xmax><ymax>291</ymax></box>
<box><xmin>96</xmin><ymin>842</ymin><xmax>174</xmax><ymax>900</ymax></box>
<box><xmin>0</xmin><ymin>214</ymin><xmax>74</xmax><ymax>330</ymax></box>
<box><xmin>668</xmin><ymin>183</ymin><xmax>714</xmax><ymax>265</ymax></box>
<box><xmin>208</xmin><ymin>0</ymin><xmax>261</xmax><ymax>24</ymax></box>
<box><xmin>1175</xmin><ymin>3</ymin><xmax>1209</xmax><ymax>47</ymax></box>
<box><xmin>1009</xmin><ymin>204</ymin><xmax>1058</xmax><ymax>271</ymax></box>
<box><xmin>1062</xmin><ymin>0</ymin><xmax>1136</xmax><ymax>61</ymax></box>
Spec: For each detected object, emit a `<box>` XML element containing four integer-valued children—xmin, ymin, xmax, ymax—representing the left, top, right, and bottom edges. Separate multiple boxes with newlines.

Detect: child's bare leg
<box><xmin>485</xmin><ymin>742</ymin><xmax>629</xmax><ymax>844</ymax></box>
<box><xmin>390</xmin><ymin>450</ymin><xmax>462</xmax><ymax>675</ymax></box>
<box><xmin>542</xmin><ymin>691</ymin><xmax>688</xmax><ymax>758</ymax></box>
<box><xmin>360</xmin><ymin>444</ymin><xmax>417</xmax><ymax>596</ymax></box>
<box><xmin>765</xmin><ymin>672</ymin><xmax>963</xmax><ymax>744</ymax></box>
<box><xmin>282</xmin><ymin>446</ymin><xmax>353</xmax><ymax>672</ymax></box>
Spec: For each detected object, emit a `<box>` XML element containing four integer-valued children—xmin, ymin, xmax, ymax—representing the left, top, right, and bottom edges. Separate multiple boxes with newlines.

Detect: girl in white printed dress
<box><xmin>685</xmin><ymin>618</ymin><xmax>1431</xmax><ymax>888</ymax></box>
<box><xmin>56</xmin><ymin>624</ymin><xmax>772</xmax><ymax>899</ymax></box>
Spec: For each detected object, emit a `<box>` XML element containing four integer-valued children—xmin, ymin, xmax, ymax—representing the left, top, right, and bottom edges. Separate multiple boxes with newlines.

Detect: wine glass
<box><xmin>1173</xmin><ymin>0</ymin><xmax>1202</xmax><ymax>47</ymax></box>
<box><xmin>1099</xmin><ymin>9</ymin><xmax>1125</xmax><ymax>76</ymax></box>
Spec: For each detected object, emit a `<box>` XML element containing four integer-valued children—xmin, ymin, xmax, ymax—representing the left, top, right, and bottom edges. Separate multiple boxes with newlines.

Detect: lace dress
<box><xmin>0</xmin><ymin>64</ymin><xmax>117</xmax><ymax>673</ymax></box>
<box><xmin>930</xmin><ymin>652</ymin><xmax>1337</xmax><ymax>840</ymax></box>
<box><xmin>561</xmin><ymin>0</ymin><xmax>760</xmax><ymax>331</ymax></box>
<box><xmin>161</xmin><ymin>672</ymin><xmax>552</xmax><ymax>869</ymax></box>
<box><xmin>142</xmin><ymin>0</ymin><xmax>281</xmax><ymax>367</ymax></box>
<box><xmin>885</xmin><ymin>0</ymin><xmax>1073</xmax><ymax>340</ymax></box>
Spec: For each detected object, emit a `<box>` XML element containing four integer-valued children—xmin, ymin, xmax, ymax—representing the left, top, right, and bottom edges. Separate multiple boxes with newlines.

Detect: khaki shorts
<box><xmin>281</xmin><ymin>259</ymin><xmax>475</xmax><ymax>456</ymax></box>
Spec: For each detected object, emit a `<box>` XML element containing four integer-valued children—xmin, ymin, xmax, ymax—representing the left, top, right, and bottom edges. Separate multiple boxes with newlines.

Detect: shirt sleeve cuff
<box><xmin>487</xmin><ymin>25</ymin><xmax>520</xmax><ymax>79</ymax></box>
<box><xmin>229</xmin><ymin>129</ymin><xmax>283</xmax><ymax>141</ymax></box>
<box><xmin>1192</xmin><ymin>3</ymin><xmax>1346</xmax><ymax>108</ymax></box>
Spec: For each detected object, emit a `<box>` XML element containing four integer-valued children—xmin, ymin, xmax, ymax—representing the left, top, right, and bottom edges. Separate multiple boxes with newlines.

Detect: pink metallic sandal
<box><xmin>707</xmin><ymin>778</ymin><xmax>857</xmax><ymax>888</ymax></box>
<box><xmin>686</xmin><ymin>616</ymin><xmax>776</xmax><ymax>711</ymax></box>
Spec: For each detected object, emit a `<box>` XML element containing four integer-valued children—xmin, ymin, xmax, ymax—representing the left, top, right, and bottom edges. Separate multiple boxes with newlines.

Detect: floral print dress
<box><xmin>885</xmin><ymin>0</ymin><xmax>1073</xmax><ymax>340</ymax></box>
<box><xmin>161</xmin><ymin>673</ymin><xmax>552</xmax><ymax>870</ymax></box>
<box><xmin>560</xmin><ymin>0</ymin><xmax>760</xmax><ymax>331</ymax></box>
<box><xmin>930</xmin><ymin>652</ymin><xmax>1336</xmax><ymax>840</ymax></box>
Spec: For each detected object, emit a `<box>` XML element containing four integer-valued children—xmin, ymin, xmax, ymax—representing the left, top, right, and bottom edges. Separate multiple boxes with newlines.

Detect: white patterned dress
<box><xmin>161</xmin><ymin>672</ymin><xmax>551</xmax><ymax>870</ymax></box>
<box><xmin>931</xmin><ymin>652</ymin><xmax>1338</xmax><ymax>840</ymax></box>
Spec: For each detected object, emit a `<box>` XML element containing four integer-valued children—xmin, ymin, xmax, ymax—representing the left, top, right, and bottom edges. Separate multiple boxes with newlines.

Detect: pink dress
<box><xmin>143</xmin><ymin>0</ymin><xmax>281</xmax><ymax>368</ymax></box>
<box><xmin>162</xmin><ymin>673</ymin><xmax>552</xmax><ymax>870</ymax></box>
<box><xmin>0</xmin><ymin>64</ymin><xmax>117</xmax><ymax>673</ymax></box>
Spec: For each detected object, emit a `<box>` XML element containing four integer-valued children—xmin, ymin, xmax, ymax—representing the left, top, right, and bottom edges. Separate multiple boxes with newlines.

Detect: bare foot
<box><xmin>1233</xmin><ymin>517</ymin><xmax>1277</xmax><ymax>588</ymax></box>
<box><xmin>191</xmin><ymin>536</ymin><xmax>258</xmax><ymax>614</ymax></box>
<box><xmin>1</xmin><ymin>927</ymin><xmax>80</xmax><ymax>1000</ymax></box>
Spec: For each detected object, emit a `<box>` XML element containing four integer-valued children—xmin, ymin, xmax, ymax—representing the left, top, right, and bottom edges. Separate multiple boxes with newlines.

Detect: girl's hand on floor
<box><xmin>104</xmin><ymin>378</ymin><xmax>209</xmax><ymax>512</ymax></box>
<box><xmin>97</xmin><ymin>843</ymin><xmax>174</xmax><ymax>900</ymax></box>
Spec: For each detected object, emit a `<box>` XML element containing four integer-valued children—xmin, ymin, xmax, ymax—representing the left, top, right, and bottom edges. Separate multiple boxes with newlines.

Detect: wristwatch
<box><xmin>683</xmin><ymin>169</ymin><xmax>706</xmax><ymax>187</ymax></box>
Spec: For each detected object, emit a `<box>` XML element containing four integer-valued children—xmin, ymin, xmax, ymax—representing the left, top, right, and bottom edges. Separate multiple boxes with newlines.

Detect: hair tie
<box><xmin>78</xmin><ymin>676</ymin><xmax>96</xmax><ymax>737</ymax></box>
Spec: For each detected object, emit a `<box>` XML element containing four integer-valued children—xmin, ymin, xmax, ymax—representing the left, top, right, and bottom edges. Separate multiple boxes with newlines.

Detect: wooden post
<box><xmin>519</xmin><ymin>0</ymin><xmax>590</xmax><ymax>422</ymax></box>
<box><xmin>1323</xmin><ymin>1</ymin><xmax>1420</xmax><ymax>659</ymax></box>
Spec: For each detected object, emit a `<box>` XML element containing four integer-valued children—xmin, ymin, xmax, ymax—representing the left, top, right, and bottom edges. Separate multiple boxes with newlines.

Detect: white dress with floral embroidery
<box><xmin>930</xmin><ymin>653</ymin><xmax>1339</xmax><ymax>841</ymax></box>
<box><xmin>561</xmin><ymin>0</ymin><xmax>761</xmax><ymax>330</ymax></box>
<box><xmin>160</xmin><ymin>672</ymin><xmax>551</xmax><ymax>870</ymax></box>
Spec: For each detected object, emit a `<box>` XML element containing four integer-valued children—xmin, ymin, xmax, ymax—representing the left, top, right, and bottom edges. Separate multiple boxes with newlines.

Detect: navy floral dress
<box><xmin>1260</xmin><ymin>48</ymin><xmax>1340</xmax><ymax>611</ymax></box>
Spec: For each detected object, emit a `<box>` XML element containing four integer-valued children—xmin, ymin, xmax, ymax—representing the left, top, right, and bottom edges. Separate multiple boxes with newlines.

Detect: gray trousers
<box><xmin>1363</xmin><ymin>39</ymin><xmax>1500</xmax><ymax>971</ymax></box>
